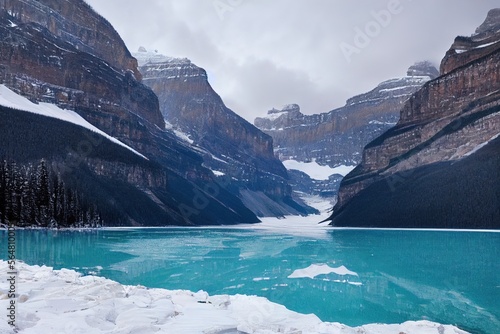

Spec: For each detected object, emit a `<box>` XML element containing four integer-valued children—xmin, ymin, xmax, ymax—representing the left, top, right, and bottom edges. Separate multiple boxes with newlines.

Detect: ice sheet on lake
<box><xmin>288</xmin><ymin>264</ymin><xmax>358</xmax><ymax>279</ymax></box>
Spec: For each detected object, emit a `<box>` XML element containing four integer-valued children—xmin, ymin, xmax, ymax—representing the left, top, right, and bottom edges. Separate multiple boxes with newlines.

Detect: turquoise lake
<box><xmin>1</xmin><ymin>227</ymin><xmax>499</xmax><ymax>333</ymax></box>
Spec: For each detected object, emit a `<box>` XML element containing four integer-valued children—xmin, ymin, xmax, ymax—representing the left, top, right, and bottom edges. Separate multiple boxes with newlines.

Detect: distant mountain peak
<box><xmin>475</xmin><ymin>8</ymin><xmax>500</xmax><ymax>34</ymax></box>
<box><xmin>254</xmin><ymin>61</ymin><xmax>435</xmax><ymax>197</ymax></box>
<box><xmin>133</xmin><ymin>47</ymin><xmax>191</xmax><ymax>66</ymax></box>
<box><xmin>281</xmin><ymin>104</ymin><xmax>301</xmax><ymax>112</ymax></box>
<box><xmin>406</xmin><ymin>61</ymin><xmax>439</xmax><ymax>79</ymax></box>
<box><xmin>441</xmin><ymin>8</ymin><xmax>500</xmax><ymax>75</ymax></box>
<box><xmin>259</xmin><ymin>104</ymin><xmax>303</xmax><ymax>123</ymax></box>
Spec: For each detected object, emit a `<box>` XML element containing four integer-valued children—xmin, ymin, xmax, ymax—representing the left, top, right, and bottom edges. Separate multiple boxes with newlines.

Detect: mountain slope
<box><xmin>0</xmin><ymin>1</ymin><xmax>259</xmax><ymax>226</ymax></box>
<box><xmin>329</xmin><ymin>135</ymin><xmax>500</xmax><ymax>229</ymax></box>
<box><xmin>254</xmin><ymin>62</ymin><xmax>437</xmax><ymax>196</ymax></box>
<box><xmin>0</xmin><ymin>103</ymin><xmax>169</xmax><ymax>226</ymax></box>
<box><xmin>0</xmin><ymin>84</ymin><xmax>146</xmax><ymax>159</ymax></box>
<box><xmin>134</xmin><ymin>48</ymin><xmax>314</xmax><ymax>217</ymax></box>
<box><xmin>329</xmin><ymin>9</ymin><xmax>500</xmax><ymax>229</ymax></box>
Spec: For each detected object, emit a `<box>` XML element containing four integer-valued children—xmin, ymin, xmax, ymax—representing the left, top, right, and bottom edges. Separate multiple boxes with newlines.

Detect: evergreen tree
<box><xmin>19</xmin><ymin>165</ymin><xmax>32</xmax><ymax>227</ymax></box>
<box><xmin>10</xmin><ymin>162</ymin><xmax>24</xmax><ymax>226</ymax></box>
<box><xmin>58</xmin><ymin>178</ymin><xmax>66</xmax><ymax>224</ymax></box>
<box><xmin>27</xmin><ymin>166</ymin><xmax>38</xmax><ymax>225</ymax></box>
<box><xmin>3</xmin><ymin>160</ymin><xmax>13</xmax><ymax>224</ymax></box>
<box><xmin>36</xmin><ymin>160</ymin><xmax>50</xmax><ymax>227</ymax></box>
<box><xmin>0</xmin><ymin>159</ymin><xmax>103</xmax><ymax>228</ymax></box>
<box><xmin>0</xmin><ymin>160</ymin><xmax>7</xmax><ymax>226</ymax></box>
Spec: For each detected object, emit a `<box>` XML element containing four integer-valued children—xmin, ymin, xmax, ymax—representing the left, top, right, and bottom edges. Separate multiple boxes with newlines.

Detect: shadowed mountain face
<box><xmin>329</xmin><ymin>9</ymin><xmax>500</xmax><ymax>229</ymax></box>
<box><xmin>254</xmin><ymin>62</ymin><xmax>437</xmax><ymax>196</ymax></box>
<box><xmin>0</xmin><ymin>1</ymin><xmax>259</xmax><ymax>226</ymax></box>
<box><xmin>134</xmin><ymin>49</ymin><xmax>315</xmax><ymax>217</ymax></box>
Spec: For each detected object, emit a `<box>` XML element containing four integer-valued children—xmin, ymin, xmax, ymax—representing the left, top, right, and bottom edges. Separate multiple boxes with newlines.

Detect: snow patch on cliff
<box><xmin>0</xmin><ymin>85</ymin><xmax>147</xmax><ymax>160</ymax></box>
<box><xmin>165</xmin><ymin>121</ymin><xmax>194</xmax><ymax>144</ymax></box>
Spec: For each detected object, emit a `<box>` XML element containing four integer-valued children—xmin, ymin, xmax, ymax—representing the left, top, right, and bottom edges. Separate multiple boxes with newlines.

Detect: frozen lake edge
<box><xmin>0</xmin><ymin>260</ymin><xmax>469</xmax><ymax>334</ymax></box>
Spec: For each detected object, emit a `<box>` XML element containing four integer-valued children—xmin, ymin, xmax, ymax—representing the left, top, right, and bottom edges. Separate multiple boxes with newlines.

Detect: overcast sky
<box><xmin>85</xmin><ymin>0</ymin><xmax>497</xmax><ymax>122</ymax></box>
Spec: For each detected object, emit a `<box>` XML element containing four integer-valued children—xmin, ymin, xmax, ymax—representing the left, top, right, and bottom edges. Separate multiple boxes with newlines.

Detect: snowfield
<box><xmin>0</xmin><ymin>261</ymin><xmax>469</xmax><ymax>334</ymax></box>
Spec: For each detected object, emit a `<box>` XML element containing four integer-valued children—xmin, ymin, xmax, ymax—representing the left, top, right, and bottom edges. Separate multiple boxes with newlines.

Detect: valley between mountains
<box><xmin>0</xmin><ymin>2</ymin><xmax>499</xmax><ymax>334</ymax></box>
<box><xmin>0</xmin><ymin>1</ymin><xmax>498</xmax><ymax>230</ymax></box>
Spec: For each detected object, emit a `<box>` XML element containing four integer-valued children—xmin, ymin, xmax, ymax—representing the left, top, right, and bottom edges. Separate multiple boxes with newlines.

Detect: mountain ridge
<box><xmin>254</xmin><ymin>61</ymin><xmax>438</xmax><ymax>196</ymax></box>
<box><xmin>134</xmin><ymin>47</ymin><xmax>315</xmax><ymax>217</ymax></box>
<box><xmin>0</xmin><ymin>0</ymin><xmax>260</xmax><ymax>226</ymax></box>
<box><xmin>329</xmin><ymin>8</ymin><xmax>500</xmax><ymax>229</ymax></box>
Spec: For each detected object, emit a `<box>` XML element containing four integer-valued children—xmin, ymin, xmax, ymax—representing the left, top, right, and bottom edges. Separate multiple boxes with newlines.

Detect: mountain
<box><xmin>254</xmin><ymin>62</ymin><xmax>437</xmax><ymax>196</ymax></box>
<box><xmin>0</xmin><ymin>0</ymin><xmax>259</xmax><ymax>226</ymax></box>
<box><xmin>328</xmin><ymin>9</ymin><xmax>500</xmax><ymax>229</ymax></box>
<box><xmin>133</xmin><ymin>48</ymin><xmax>314</xmax><ymax>217</ymax></box>
<box><xmin>1</xmin><ymin>0</ymin><xmax>141</xmax><ymax>80</ymax></box>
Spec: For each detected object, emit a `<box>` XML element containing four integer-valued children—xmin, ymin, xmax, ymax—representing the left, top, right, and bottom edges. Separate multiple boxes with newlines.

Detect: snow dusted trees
<box><xmin>0</xmin><ymin>159</ymin><xmax>102</xmax><ymax>228</ymax></box>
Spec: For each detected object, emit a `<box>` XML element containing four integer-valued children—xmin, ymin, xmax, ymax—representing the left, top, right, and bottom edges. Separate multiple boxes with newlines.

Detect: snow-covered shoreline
<box><xmin>0</xmin><ymin>261</ymin><xmax>469</xmax><ymax>334</ymax></box>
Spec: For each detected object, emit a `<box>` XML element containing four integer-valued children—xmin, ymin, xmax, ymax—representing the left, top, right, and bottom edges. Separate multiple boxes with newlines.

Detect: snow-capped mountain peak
<box><xmin>134</xmin><ymin>47</ymin><xmax>191</xmax><ymax>66</ymax></box>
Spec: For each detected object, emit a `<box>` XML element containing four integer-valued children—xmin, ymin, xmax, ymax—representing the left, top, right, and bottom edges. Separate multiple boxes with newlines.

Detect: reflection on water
<box><xmin>1</xmin><ymin>228</ymin><xmax>499</xmax><ymax>333</ymax></box>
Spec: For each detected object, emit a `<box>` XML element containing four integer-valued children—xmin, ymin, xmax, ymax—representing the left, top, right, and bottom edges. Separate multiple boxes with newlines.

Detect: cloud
<box><xmin>218</xmin><ymin>57</ymin><xmax>331</xmax><ymax>119</ymax></box>
<box><xmin>85</xmin><ymin>0</ymin><xmax>499</xmax><ymax>122</ymax></box>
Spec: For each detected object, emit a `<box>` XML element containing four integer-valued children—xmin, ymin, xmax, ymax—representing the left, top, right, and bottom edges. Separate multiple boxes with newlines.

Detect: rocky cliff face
<box><xmin>134</xmin><ymin>48</ymin><xmax>313</xmax><ymax>216</ymax></box>
<box><xmin>254</xmin><ymin>62</ymin><xmax>437</xmax><ymax>195</ymax></box>
<box><xmin>329</xmin><ymin>9</ymin><xmax>500</xmax><ymax>229</ymax></box>
<box><xmin>0</xmin><ymin>9</ymin><xmax>164</xmax><ymax>144</ymax></box>
<box><xmin>0</xmin><ymin>1</ymin><xmax>259</xmax><ymax>225</ymax></box>
<box><xmin>1</xmin><ymin>0</ymin><xmax>141</xmax><ymax>80</ymax></box>
<box><xmin>441</xmin><ymin>8</ymin><xmax>500</xmax><ymax>75</ymax></box>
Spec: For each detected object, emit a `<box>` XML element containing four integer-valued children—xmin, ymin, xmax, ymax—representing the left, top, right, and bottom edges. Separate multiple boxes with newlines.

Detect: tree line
<box><xmin>0</xmin><ymin>159</ymin><xmax>103</xmax><ymax>228</ymax></box>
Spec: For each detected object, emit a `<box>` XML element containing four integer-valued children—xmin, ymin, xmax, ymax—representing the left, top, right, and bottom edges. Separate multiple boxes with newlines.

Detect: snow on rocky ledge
<box><xmin>0</xmin><ymin>85</ymin><xmax>148</xmax><ymax>160</ymax></box>
<box><xmin>0</xmin><ymin>261</ymin><xmax>469</xmax><ymax>334</ymax></box>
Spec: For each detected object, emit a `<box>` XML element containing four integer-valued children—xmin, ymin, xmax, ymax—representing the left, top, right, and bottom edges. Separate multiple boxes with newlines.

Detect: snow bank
<box><xmin>0</xmin><ymin>261</ymin><xmax>469</xmax><ymax>333</ymax></box>
<box><xmin>0</xmin><ymin>85</ymin><xmax>147</xmax><ymax>160</ymax></box>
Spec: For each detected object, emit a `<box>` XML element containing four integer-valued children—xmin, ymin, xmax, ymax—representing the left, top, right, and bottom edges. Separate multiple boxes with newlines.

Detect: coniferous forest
<box><xmin>0</xmin><ymin>159</ymin><xmax>103</xmax><ymax>228</ymax></box>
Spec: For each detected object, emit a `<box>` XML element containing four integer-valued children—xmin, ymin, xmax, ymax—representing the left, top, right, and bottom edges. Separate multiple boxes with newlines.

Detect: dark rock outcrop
<box><xmin>329</xmin><ymin>9</ymin><xmax>500</xmax><ymax>229</ymax></box>
<box><xmin>407</xmin><ymin>61</ymin><xmax>440</xmax><ymax>78</ymax></box>
<box><xmin>254</xmin><ymin>63</ymin><xmax>436</xmax><ymax>195</ymax></box>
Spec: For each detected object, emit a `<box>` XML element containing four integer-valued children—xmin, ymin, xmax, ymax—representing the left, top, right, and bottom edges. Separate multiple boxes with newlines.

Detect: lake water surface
<box><xmin>1</xmin><ymin>227</ymin><xmax>499</xmax><ymax>333</ymax></box>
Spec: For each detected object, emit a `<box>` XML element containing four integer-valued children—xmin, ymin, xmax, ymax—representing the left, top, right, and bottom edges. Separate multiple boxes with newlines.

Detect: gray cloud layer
<box><xmin>85</xmin><ymin>0</ymin><xmax>498</xmax><ymax>121</ymax></box>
